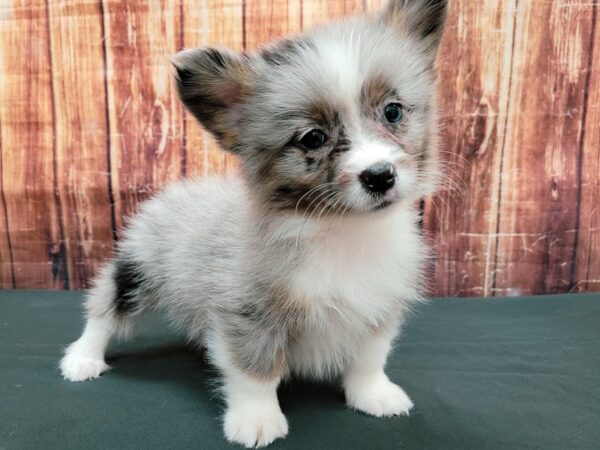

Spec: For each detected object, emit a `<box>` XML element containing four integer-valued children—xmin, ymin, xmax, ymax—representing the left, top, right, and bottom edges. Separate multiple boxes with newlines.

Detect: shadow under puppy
<box><xmin>60</xmin><ymin>0</ymin><xmax>447</xmax><ymax>447</ymax></box>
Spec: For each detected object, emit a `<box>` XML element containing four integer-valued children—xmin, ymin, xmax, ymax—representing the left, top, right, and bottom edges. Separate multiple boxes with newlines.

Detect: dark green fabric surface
<box><xmin>1</xmin><ymin>291</ymin><xmax>598</xmax><ymax>450</ymax></box>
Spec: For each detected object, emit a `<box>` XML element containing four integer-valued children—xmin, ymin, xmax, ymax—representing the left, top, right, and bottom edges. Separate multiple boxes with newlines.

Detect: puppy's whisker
<box><xmin>306</xmin><ymin>186</ymin><xmax>337</xmax><ymax>212</ymax></box>
<box><xmin>294</xmin><ymin>182</ymin><xmax>337</xmax><ymax>217</ymax></box>
<box><xmin>428</xmin><ymin>196</ymin><xmax>441</xmax><ymax>219</ymax></box>
<box><xmin>318</xmin><ymin>193</ymin><xmax>342</xmax><ymax>223</ymax></box>
<box><xmin>325</xmin><ymin>195</ymin><xmax>345</xmax><ymax>230</ymax></box>
<box><xmin>294</xmin><ymin>190</ymin><xmax>338</xmax><ymax>249</ymax></box>
<box><xmin>436</xmin><ymin>150</ymin><xmax>473</xmax><ymax>168</ymax></box>
<box><xmin>310</xmin><ymin>192</ymin><xmax>339</xmax><ymax>223</ymax></box>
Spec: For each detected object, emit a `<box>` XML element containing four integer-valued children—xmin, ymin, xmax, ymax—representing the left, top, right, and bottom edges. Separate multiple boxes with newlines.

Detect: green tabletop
<box><xmin>1</xmin><ymin>290</ymin><xmax>599</xmax><ymax>449</ymax></box>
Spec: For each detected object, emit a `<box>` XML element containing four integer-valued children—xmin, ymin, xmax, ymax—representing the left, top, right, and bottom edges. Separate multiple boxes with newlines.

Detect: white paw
<box><xmin>60</xmin><ymin>345</ymin><xmax>110</xmax><ymax>382</ymax></box>
<box><xmin>345</xmin><ymin>373</ymin><xmax>414</xmax><ymax>417</ymax></box>
<box><xmin>224</xmin><ymin>404</ymin><xmax>288</xmax><ymax>448</ymax></box>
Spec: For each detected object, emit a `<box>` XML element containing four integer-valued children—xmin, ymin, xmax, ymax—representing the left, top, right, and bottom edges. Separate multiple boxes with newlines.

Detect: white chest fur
<box><xmin>286</xmin><ymin>205</ymin><xmax>425</xmax><ymax>378</ymax></box>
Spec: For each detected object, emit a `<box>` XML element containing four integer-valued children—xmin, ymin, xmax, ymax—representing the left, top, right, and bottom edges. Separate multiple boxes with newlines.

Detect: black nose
<box><xmin>359</xmin><ymin>162</ymin><xmax>396</xmax><ymax>194</ymax></box>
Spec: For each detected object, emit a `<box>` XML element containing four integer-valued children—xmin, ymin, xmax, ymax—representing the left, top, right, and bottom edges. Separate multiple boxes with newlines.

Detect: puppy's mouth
<box><xmin>373</xmin><ymin>199</ymin><xmax>393</xmax><ymax>211</ymax></box>
<box><xmin>372</xmin><ymin>200</ymin><xmax>393</xmax><ymax>211</ymax></box>
<box><xmin>366</xmin><ymin>183</ymin><xmax>400</xmax><ymax>212</ymax></box>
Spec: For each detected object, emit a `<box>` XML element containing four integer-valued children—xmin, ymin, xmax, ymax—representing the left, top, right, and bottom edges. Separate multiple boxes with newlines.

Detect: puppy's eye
<box><xmin>298</xmin><ymin>129</ymin><xmax>327</xmax><ymax>150</ymax></box>
<box><xmin>384</xmin><ymin>103</ymin><xmax>404</xmax><ymax>123</ymax></box>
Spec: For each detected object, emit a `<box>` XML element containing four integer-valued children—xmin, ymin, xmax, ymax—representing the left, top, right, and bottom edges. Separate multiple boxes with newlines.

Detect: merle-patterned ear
<box><xmin>172</xmin><ymin>48</ymin><xmax>254</xmax><ymax>151</ymax></box>
<box><xmin>383</xmin><ymin>0</ymin><xmax>448</xmax><ymax>54</ymax></box>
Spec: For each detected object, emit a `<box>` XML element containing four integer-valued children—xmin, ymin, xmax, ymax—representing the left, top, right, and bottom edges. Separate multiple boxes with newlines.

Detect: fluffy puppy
<box><xmin>60</xmin><ymin>0</ymin><xmax>447</xmax><ymax>447</ymax></box>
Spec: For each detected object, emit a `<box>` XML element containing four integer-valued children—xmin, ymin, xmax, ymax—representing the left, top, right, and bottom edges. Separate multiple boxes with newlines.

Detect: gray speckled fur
<box><xmin>80</xmin><ymin>0</ymin><xmax>447</xmax><ymax>385</ymax></box>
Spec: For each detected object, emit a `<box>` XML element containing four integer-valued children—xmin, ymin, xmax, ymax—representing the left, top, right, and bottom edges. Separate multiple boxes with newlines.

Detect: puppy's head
<box><xmin>173</xmin><ymin>0</ymin><xmax>447</xmax><ymax>215</ymax></box>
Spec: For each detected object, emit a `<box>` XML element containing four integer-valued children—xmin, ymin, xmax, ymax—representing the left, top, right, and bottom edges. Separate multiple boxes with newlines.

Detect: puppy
<box><xmin>60</xmin><ymin>0</ymin><xmax>447</xmax><ymax>447</ymax></box>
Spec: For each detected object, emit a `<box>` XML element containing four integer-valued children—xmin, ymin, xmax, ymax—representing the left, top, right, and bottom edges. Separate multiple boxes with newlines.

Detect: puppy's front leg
<box><xmin>343</xmin><ymin>323</ymin><xmax>414</xmax><ymax>417</ymax></box>
<box><xmin>209</xmin><ymin>326</ymin><xmax>289</xmax><ymax>448</ymax></box>
<box><xmin>222</xmin><ymin>371</ymin><xmax>287</xmax><ymax>448</ymax></box>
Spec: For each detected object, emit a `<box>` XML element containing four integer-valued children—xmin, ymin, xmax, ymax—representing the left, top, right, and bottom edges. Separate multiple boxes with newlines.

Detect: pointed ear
<box><xmin>382</xmin><ymin>0</ymin><xmax>448</xmax><ymax>54</ymax></box>
<box><xmin>172</xmin><ymin>48</ymin><xmax>254</xmax><ymax>151</ymax></box>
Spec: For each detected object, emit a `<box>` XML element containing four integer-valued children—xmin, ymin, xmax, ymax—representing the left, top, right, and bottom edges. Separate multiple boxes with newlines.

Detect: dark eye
<box><xmin>298</xmin><ymin>129</ymin><xmax>327</xmax><ymax>150</ymax></box>
<box><xmin>384</xmin><ymin>103</ymin><xmax>404</xmax><ymax>123</ymax></box>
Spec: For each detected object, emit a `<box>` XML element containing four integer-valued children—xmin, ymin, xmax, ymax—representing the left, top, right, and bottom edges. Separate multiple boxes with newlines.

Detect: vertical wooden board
<box><xmin>0</xmin><ymin>31</ymin><xmax>14</xmax><ymax>289</ymax></box>
<box><xmin>574</xmin><ymin>4</ymin><xmax>599</xmax><ymax>292</ymax></box>
<box><xmin>0</xmin><ymin>0</ymin><xmax>65</xmax><ymax>288</ymax></box>
<box><xmin>493</xmin><ymin>0</ymin><xmax>595</xmax><ymax>295</ymax></box>
<box><xmin>301</xmin><ymin>0</ymin><xmax>364</xmax><ymax>29</ymax></box>
<box><xmin>0</xmin><ymin>120</ymin><xmax>15</xmax><ymax>287</ymax></box>
<box><xmin>103</xmin><ymin>0</ymin><xmax>185</xmax><ymax>229</ymax></box>
<box><xmin>0</xmin><ymin>160</ymin><xmax>13</xmax><ymax>287</ymax></box>
<box><xmin>182</xmin><ymin>0</ymin><xmax>244</xmax><ymax>178</ymax></box>
<box><xmin>244</xmin><ymin>0</ymin><xmax>302</xmax><ymax>50</ymax></box>
<box><xmin>47</xmin><ymin>0</ymin><xmax>113</xmax><ymax>289</ymax></box>
<box><xmin>424</xmin><ymin>0</ymin><xmax>517</xmax><ymax>297</ymax></box>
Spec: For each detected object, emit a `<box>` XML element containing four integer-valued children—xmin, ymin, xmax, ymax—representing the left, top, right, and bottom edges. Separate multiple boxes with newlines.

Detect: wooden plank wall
<box><xmin>0</xmin><ymin>0</ymin><xmax>597</xmax><ymax>296</ymax></box>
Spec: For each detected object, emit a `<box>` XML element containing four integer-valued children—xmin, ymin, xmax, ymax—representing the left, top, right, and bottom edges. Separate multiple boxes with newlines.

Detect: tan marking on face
<box><xmin>361</xmin><ymin>73</ymin><xmax>394</xmax><ymax>111</ymax></box>
<box><xmin>305</xmin><ymin>100</ymin><xmax>339</xmax><ymax>129</ymax></box>
<box><xmin>337</xmin><ymin>171</ymin><xmax>355</xmax><ymax>185</ymax></box>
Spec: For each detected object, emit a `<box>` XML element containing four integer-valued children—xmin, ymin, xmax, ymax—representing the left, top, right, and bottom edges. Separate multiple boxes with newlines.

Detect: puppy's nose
<box><xmin>359</xmin><ymin>162</ymin><xmax>396</xmax><ymax>194</ymax></box>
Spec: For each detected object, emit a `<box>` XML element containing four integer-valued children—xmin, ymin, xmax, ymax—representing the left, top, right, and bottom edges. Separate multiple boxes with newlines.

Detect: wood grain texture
<box><xmin>102</xmin><ymin>0</ymin><xmax>185</xmax><ymax>230</ymax></box>
<box><xmin>0</xmin><ymin>0</ymin><xmax>66</xmax><ymax>288</ymax></box>
<box><xmin>0</xmin><ymin>0</ymin><xmax>598</xmax><ymax>296</ymax></box>
<box><xmin>301</xmin><ymin>0</ymin><xmax>364</xmax><ymax>28</ymax></box>
<box><xmin>0</xmin><ymin>154</ymin><xmax>12</xmax><ymax>286</ymax></box>
<box><xmin>493</xmin><ymin>0</ymin><xmax>596</xmax><ymax>295</ymax></box>
<box><xmin>244</xmin><ymin>0</ymin><xmax>302</xmax><ymax>51</ymax></box>
<box><xmin>182</xmin><ymin>0</ymin><xmax>244</xmax><ymax>177</ymax></box>
<box><xmin>425</xmin><ymin>0</ymin><xmax>517</xmax><ymax>297</ymax></box>
<box><xmin>573</xmin><ymin>1</ymin><xmax>599</xmax><ymax>293</ymax></box>
<box><xmin>47</xmin><ymin>0</ymin><xmax>114</xmax><ymax>288</ymax></box>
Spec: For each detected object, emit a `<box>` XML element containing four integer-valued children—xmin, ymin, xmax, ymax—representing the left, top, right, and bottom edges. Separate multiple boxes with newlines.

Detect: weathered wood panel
<box><xmin>573</xmin><ymin>3</ymin><xmax>599</xmax><ymax>292</ymax></box>
<box><xmin>182</xmin><ymin>0</ymin><xmax>244</xmax><ymax>177</ymax></box>
<box><xmin>493</xmin><ymin>0</ymin><xmax>596</xmax><ymax>295</ymax></box>
<box><xmin>47</xmin><ymin>0</ymin><xmax>114</xmax><ymax>288</ymax></box>
<box><xmin>302</xmin><ymin>0</ymin><xmax>364</xmax><ymax>28</ymax></box>
<box><xmin>424</xmin><ymin>0</ymin><xmax>517</xmax><ymax>297</ymax></box>
<box><xmin>0</xmin><ymin>157</ymin><xmax>12</xmax><ymax>287</ymax></box>
<box><xmin>0</xmin><ymin>0</ymin><xmax>598</xmax><ymax>296</ymax></box>
<box><xmin>0</xmin><ymin>0</ymin><xmax>66</xmax><ymax>288</ymax></box>
<box><xmin>102</xmin><ymin>0</ymin><xmax>185</xmax><ymax>230</ymax></box>
<box><xmin>244</xmin><ymin>0</ymin><xmax>302</xmax><ymax>51</ymax></box>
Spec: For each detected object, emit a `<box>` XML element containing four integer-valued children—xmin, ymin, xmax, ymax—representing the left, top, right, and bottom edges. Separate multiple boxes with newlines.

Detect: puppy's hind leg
<box><xmin>60</xmin><ymin>259</ymin><xmax>141</xmax><ymax>382</ymax></box>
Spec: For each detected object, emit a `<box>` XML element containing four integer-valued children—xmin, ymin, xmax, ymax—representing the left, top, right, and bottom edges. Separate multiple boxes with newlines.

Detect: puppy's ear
<box><xmin>382</xmin><ymin>0</ymin><xmax>448</xmax><ymax>55</ymax></box>
<box><xmin>172</xmin><ymin>48</ymin><xmax>254</xmax><ymax>151</ymax></box>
